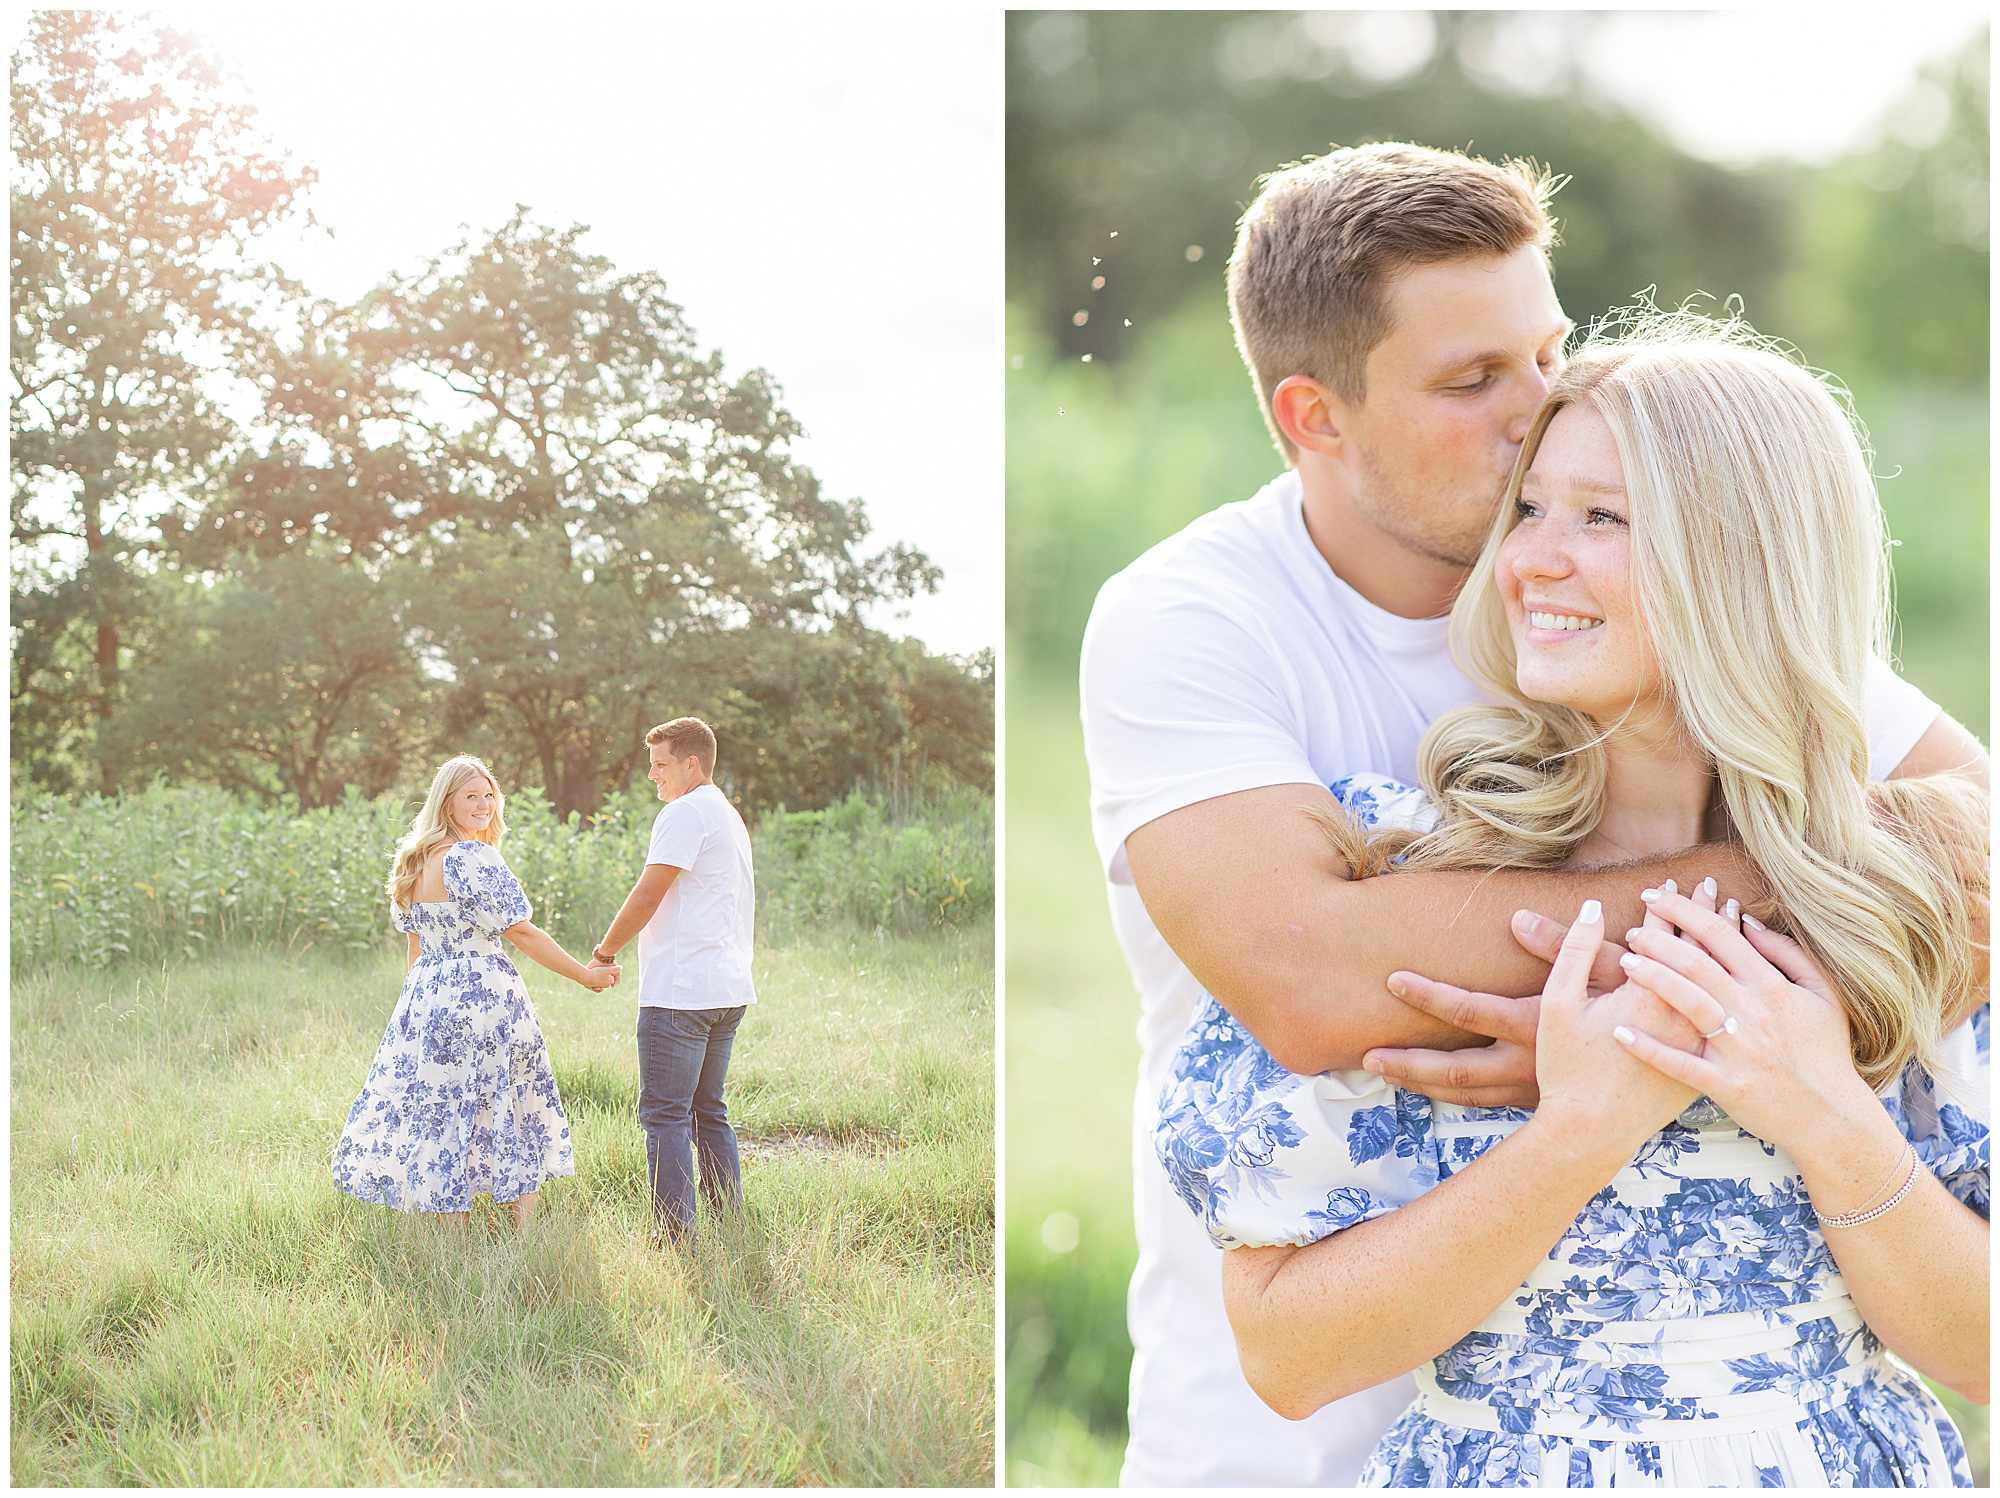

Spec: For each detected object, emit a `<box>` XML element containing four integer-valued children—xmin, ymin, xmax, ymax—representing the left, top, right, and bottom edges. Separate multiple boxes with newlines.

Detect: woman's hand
<box><xmin>581</xmin><ymin>963</ymin><xmax>622</xmax><ymax>992</ymax></box>
<box><xmin>1609</xmin><ymin>885</ymin><xmax>1875</xmax><ymax>1152</ymax></box>
<box><xmin>1531</xmin><ymin>898</ymin><xmax>1701</xmax><ymax>1160</ymax></box>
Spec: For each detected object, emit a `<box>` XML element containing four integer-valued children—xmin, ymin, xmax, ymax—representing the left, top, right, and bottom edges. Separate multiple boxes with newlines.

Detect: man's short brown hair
<box><xmin>1228</xmin><ymin>142</ymin><xmax>1559</xmax><ymax>459</ymax></box>
<box><xmin>645</xmin><ymin>716</ymin><xmax>717</xmax><ymax>775</ymax></box>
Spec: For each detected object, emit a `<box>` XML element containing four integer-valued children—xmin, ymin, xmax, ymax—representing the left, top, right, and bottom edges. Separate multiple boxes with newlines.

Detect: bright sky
<box><xmin>149</xmin><ymin>6</ymin><xmax>1002</xmax><ymax>657</ymax></box>
<box><xmin>1575</xmin><ymin>7</ymin><xmax>1988</xmax><ymax>166</ymax></box>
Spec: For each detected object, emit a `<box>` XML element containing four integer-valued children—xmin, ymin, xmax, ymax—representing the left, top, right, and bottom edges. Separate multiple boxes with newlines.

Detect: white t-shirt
<box><xmin>637</xmin><ymin>783</ymin><xmax>758</xmax><ymax>1012</ymax></box>
<box><xmin>1078</xmin><ymin>469</ymin><xmax>1942</xmax><ymax>1488</ymax></box>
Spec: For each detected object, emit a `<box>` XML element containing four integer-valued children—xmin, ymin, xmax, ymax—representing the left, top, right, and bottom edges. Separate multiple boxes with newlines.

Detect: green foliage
<box><xmin>10</xmin><ymin>925</ymin><xmax>992</xmax><ymax>1483</ymax></box>
<box><xmin>757</xmin><ymin>788</ymin><xmax>996</xmax><ymax>939</ymax></box>
<box><xmin>11</xmin><ymin>22</ymin><xmax>990</xmax><ymax>820</ymax></box>
<box><xmin>101</xmin><ymin>548</ymin><xmax>427</xmax><ymax>807</ymax></box>
<box><xmin>10</xmin><ymin>13</ymin><xmax>314</xmax><ymax>789</ymax></box>
<box><xmin>1008</xmin><ymin>300</ymin><xmax>1281</xmax><ymax>681</ymax></box>
<box><xmin>1008</xmin><ymin>13</ymin><xmax>1796</xmax><ymax>365</ymax></box>
<box><xmin>11</xmin><ymin>782</ymin><xmax>996</xmax><ymax>974</ymax></box>
<box><xmin>1003</xmin><ymin>680</ymin><xmax>1142</xmax><ymax>1487</ymax></box>
<box><xmin>1008</xmin><ymin>15</ymin><xmax>1986</xmax><ymax>389</ymax></box>
<box><xmin>10</xmin><ymin>783</ymin><xmax>406</xmax><ymax>968</ymax></box>
<box><xmin>1777</xmin><ymin>40</ymin><xmax>1988</xmax><ymax>381</ymax></box>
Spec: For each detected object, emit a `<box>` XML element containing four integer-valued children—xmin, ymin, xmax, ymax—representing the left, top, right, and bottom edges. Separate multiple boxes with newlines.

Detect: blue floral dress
<box><xmin>332</xmin><ymin>840</ymin><xmax>575</xmax><ymax>1211</ymax></box>
<box><xmin>1156</xmin><ymin>775</ymin><xmax>1987</xmax><ymax>1488</ymax></box>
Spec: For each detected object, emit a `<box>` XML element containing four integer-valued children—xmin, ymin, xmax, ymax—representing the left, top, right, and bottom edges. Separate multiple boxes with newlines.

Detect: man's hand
<box><xmin>1365</xmin><ymin>973</ymin><xmax>1541</xmax><ymax>1108</ymax></box>
<box><xmin>1362</xmin><ymin>906</ymin><xmax>1616</xmax><ymax>1107</ymax></box>
<box><xmin>1372</xmin><ymin>882</ymin><xmax>1714</xmax><ymax>1108</ymax></box>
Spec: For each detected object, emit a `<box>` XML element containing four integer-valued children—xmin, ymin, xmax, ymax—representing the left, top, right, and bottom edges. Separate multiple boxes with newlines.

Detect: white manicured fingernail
<box><xmin>1640</xmin><ymin>888</ymin><xmax>1660</xmax><ymax>903</ymax></box>
<box><xmin>1663</xmin><ymin>879</ymin><xmax>1678</xmax><ymax>893</ymax></box>
<box><xmin>1725</xmin><ymin>899</ymin><xmax>1739</xmax><ymax>922</ymax></box>
<box><xmin>1701</xmin><ymin>877</ymin><xmax>1717</xmax><ymax>899</ymax></box>
<box><xmin>1579</xmin><ymin>899</ymin><xmax>1602</xmax><ymax>924</ymax></box>
<box><xmin>1743</xmin><ymin>914</ymin><xmax>1765</xmax><ymax>930</ymax></box>
<box><xmin>1613</xmin><ymin>1025</ymin><xmax>1636</xmax><ymax>1044</ymax></box>
<box><xmin>1619</xmin><ymin>952</ymin><xmax>1641</xmax><ymax>970</ymax></box>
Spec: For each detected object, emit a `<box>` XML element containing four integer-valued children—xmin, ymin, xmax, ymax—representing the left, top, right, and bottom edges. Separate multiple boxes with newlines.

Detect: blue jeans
<box><xmin>635</xmin><ymin>1004</ymin><xmax>745</xmax><ymax>1241</ymax></box>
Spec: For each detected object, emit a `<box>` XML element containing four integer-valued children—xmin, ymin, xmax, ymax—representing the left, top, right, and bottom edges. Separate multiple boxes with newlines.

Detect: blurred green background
<box><xmin>1004</xmin><ymin>12</ymin><xmax>1989</xmax><ymax>1487</ymax></box>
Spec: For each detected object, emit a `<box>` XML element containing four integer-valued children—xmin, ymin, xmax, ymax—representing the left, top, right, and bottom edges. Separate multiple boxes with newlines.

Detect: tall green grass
<box><xmin>11</xmin><ymin>783</ymin><xmax>993</xmax><ymax>973</ymax></box>
<box><xmin>11</xmin><ymin>921</ymin><xmax>994</xmax><ymax>1484</ymax></box>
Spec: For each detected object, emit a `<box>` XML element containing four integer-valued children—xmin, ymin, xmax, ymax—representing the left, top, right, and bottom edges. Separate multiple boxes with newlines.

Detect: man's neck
<box><xmin>1297</xmin><ymin>465</ymin><xmax>1470</xmax><ymax>621</ymax></box>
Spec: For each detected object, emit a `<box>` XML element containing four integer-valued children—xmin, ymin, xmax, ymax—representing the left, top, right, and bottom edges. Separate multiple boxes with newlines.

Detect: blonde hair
<box><xmin>1228</xmin><ymin>142</ymin><xmax>1559</xmax><ymax>462</ymax></box>
<box><xmin>1324</xmin><ymin>309</ymin><xmax>1987</xmax><ymax>1087</ymax></box>
<box><xmin>386</xmin><ymin>755</ymin><xmax>508</xmax><ymax>910</ymax></box>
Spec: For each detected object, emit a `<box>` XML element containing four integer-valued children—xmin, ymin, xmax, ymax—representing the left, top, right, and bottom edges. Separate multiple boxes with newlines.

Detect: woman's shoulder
<box><xmin>442</xmin><ymin>838</ymin><xmax>512</xmax><ymax>881</ymax></box>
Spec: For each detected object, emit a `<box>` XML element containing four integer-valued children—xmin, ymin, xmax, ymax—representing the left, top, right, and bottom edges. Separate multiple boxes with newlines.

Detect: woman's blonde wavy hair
<box><xmin>1323</xmin><ymin>308</ymin><xmax>1987</xmax><ymax>1088</ymax></box>
<box><xmin>386</xmin><ymin>755</ymin><xmax>509</xmax><ymax>911</ymax></box>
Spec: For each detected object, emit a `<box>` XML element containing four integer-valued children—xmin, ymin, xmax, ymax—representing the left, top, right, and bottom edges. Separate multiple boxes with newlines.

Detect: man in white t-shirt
<box><xmin>1078</xmin><ymin>143</ymin><xmax>1989</xmax><ymax>1486</ymax></box>
<box><xmin>589</xmin><ymin>716</ymin><xmax>758</xmax><ymax>1245</ymax></box>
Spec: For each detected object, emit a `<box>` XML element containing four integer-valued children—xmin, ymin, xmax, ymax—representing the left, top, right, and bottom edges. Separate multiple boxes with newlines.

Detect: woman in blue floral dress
<box><xmin>1157</xmin><ymin>321</ymin><xmax>1988</xmax><ymax>1486</ymax></box>
<box><xmin>332</xmin><ymin>756</ymin><xmax>621</xmax><ymax>1227</ymax></box>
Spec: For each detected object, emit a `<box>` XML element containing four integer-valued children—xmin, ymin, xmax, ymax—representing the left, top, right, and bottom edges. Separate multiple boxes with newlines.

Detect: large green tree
<box><xmin>171</xmin><ymin>212</ymin><xmax>945</xmax><ymax>817</ymax></box>
<box><xmin>103</xmin><ymin>545</ymin><xmax>428</xmax><ymax>807</ymax></box>
<box><xmin>10</xmin><ymin>12</ymin><xmax>312</xmax><ymax>790</ymax></box>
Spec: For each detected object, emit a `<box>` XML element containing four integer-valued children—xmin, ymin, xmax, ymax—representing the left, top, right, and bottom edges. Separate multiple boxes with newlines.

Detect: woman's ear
<box><xmin>1271</xmin><ymin>375</ymin><xmax>1347</xmax><ymax>460</ymax></box>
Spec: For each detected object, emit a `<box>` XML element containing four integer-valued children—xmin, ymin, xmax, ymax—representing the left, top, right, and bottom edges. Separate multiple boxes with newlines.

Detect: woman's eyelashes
<box><xmin>1513</xmin><ymin>497</ymin><xmax>1627</xmax><ymax>528</ymax></box>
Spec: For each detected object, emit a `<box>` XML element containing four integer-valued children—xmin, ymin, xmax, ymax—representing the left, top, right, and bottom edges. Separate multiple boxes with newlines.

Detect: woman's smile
<box><xmin>1524</xmin><ymin>609</ymin><xmax>1604</xmax><ymax>633</ymax></box>
<box><xmin>1498</xmin><ymin>403</ymin><xmax>1657</xmax><ymax>721</ymax></box>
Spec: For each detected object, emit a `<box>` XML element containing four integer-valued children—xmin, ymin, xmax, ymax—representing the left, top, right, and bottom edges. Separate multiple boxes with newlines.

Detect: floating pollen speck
<box><xmin>1109</xmin><ymin>230</ymin><xmax>1118</xmax><ymax>237</ymax></box>
<box><xmin>1082</xmin><ymin>354</ymin><xmax>1092</xmax><ymax>362</ymax></box>
<box><xmin>1092</xmin><ymin>275</ymin><xmax>1105</xmax><ymax>289</ymax></box>
<box><xmin>1072</xmin><ymin>310</ymin><xmax>1089</xmax><ymax>326</ymax></box>
<box><xmin>1092</xmin><ymin>256</ymin><xmax>1101</xmax><ymax>266</ymax></box>
<box><xmin>1124</xmin><ymin>319</ymin><xmax>1133</xmax><ymax>327</ymax></box>
<box><xmin>1058</xmin><ymin>407</ymin><xmax>1066</xmax><ymax>415</ymax></box>
<box><xmin>1186</xmin><ymin>245</ymin><xmax>1204</xmax><ymax>262</ymax></box>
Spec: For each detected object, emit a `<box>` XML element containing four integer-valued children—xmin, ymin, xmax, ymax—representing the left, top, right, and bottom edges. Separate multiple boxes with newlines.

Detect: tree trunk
<box><xmin>81</xmin><ymin>479</ymin><xmax>120</xmax><ymax>794</ymax></box>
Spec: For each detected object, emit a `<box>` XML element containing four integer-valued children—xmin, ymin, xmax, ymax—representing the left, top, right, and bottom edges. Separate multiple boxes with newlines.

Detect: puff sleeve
<box><xmin>1889</xmin><ymin>1003</ymin><xmax>1989</xmax><ymax>1219</ymax></box>
<box><xmin>443</xmin><ymin>840</ymin><xmax>533</xmax><ymax>935</ymax></box>
<box><xmin>1156</xmin><ymin>997</ymin><xmax>1441</xmax><ymax>1249</ymax></box>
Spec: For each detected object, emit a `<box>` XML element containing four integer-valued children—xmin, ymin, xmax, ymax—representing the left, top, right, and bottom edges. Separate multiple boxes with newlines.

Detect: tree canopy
<box><xmin>13</xmin><ymin>14</ymin><xmax>991</xmax><ymax>816</ymax></box>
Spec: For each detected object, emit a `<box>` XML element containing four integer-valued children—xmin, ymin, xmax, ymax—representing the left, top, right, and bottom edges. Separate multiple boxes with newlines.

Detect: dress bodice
<box><xmin>391</xmin><ymin>840</ymin><xmax>532</xmax><ymax>959</ymax></box>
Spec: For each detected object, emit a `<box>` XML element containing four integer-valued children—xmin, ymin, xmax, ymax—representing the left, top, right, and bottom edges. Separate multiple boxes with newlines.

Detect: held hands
<box><xmin>1608</xmin><ymin>884</ymin><xmax>1868</xmax><ymax>1150</ymax></box>
<box><xmin>581</xmin><ymin>953</ymin><xmax>622</xmax><ymax>992</ymax></box>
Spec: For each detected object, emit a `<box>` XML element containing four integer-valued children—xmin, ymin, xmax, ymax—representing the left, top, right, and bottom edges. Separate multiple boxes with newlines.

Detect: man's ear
<box><xmin>1271</xmin><ymin>375</ymin><xmax>1348</xmax><ymax>460</ymax></box>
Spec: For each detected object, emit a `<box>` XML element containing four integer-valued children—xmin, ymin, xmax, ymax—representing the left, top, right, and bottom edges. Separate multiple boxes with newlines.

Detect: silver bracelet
<box><xmin>1817</xmin><ymin>1144</ymin><xmax>1921</xmax><ymax>1229</ymax></box>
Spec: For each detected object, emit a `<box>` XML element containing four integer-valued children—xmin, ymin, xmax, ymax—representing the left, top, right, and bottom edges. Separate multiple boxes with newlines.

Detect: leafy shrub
<box><xmin>11</xmin><ymin>782</ymin><xmax>993</xmax><ymax>972</ymax></box>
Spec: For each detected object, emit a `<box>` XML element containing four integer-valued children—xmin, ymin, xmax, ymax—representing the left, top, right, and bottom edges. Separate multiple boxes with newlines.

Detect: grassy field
<box><xmin>12</xmin><ymin>921</ymin><xmax>994</xmax><ymax>1485</ymax></box>
<box><xmin>1003</xmin><ymin>676</ymin><xmax>1139</xmax><ymax>1487</ymax></box>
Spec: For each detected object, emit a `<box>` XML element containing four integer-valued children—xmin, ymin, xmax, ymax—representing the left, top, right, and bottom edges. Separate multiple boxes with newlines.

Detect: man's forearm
<box><xmin>595</xmin><ymin>867</ymin><xmax>675</xmax><ymax>958</ymax></box>
<box><xmin>1128</xmin><ymin>784</ymin><xmax>1757</xmax><ymax>1073</ymax></box>
<box><xmin>1230</xmin><ymin>860</ymin><xmax>1751</xmax><ymax>1071</ymax></box>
